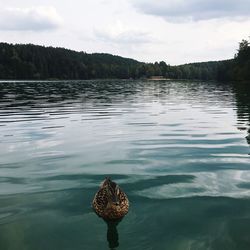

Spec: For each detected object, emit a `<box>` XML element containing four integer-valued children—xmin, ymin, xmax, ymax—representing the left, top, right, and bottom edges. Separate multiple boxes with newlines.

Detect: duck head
<box><xmin>101</xmin><ymin>177</ymin><xmax>120</xmax><ymax>206</ymax></box>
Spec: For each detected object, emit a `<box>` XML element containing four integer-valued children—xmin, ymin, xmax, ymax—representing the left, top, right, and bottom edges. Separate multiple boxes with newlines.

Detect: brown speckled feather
<box><xmin>92</xmin><ymin>179</ymin><xmax>129</xmax><ymax>220</ymax></box>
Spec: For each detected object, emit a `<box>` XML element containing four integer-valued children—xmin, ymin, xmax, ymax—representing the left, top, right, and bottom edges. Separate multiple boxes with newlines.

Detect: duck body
<box><xmin>92</xmin><ymin>178</ymin><xmax>129</xmax><ymax>220</ymax></box>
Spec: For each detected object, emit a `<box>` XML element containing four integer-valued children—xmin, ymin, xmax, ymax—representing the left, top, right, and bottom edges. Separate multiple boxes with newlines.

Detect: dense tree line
<box><xmin>172</xmin><ymin>38</ymin><xmax>250</xmax><ymax>81</ymax></box>
<box><xmin>0</xmin><ymin>43</ymin><xmax>172</xmax><ymax>80</ymax></box>
<box><xmin>0</xmin><ymin>39</ymin><xmax>249</xmax><ymax>81</ymax></box>
<box><xmin>227</xmin><ymin>39</ymin><xmax>250</xmax><ymax>81</ymax></box>
<box><xmin>169</xmin><ymin>61</ymin><xmax>227</xmax><ymax>80</ymax></box>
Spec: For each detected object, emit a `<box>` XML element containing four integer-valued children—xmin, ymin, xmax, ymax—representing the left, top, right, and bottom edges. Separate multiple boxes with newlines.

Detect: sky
<box><xmin>0</xmin><ymin>0</ymin><xmax>249</xmax><ymax>65</ymax></box>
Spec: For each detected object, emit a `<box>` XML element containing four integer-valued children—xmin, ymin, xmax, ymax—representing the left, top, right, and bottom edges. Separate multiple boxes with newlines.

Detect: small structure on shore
<box><xmin>148</xmin><ymin>76</ymin><xmax>168</xmax><ymax>80</ymax></box>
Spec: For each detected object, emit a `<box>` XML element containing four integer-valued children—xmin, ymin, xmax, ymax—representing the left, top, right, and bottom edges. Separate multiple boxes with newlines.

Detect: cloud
<box><xmin>0</xmin><ymin>6</ymin><xmax>63</xmax><ymax>31</ymax></box>
<box><xmin>94</xmin><ymin>21</ymin><xmax>153</xmax><ymax>44</ymax></box>
<box><xmin>131</xmin><ymin>0</ymin><xmax>250</xmax><ymax>22</ymax></box>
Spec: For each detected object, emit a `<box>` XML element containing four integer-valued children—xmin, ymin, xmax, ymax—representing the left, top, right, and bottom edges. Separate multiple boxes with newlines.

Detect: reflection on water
<box><xmin>246</xmin><ymin>129</ymin><xmax>250</xmax><ymax>154</ymax></box>
<box><xmin>106</xmin><ymin>219</ymin><xmax>121</xmax><ymax>250</ymax></box>
<box><xmin>233</xmin><ymin>81</ymin><xmax>250</xmax><ymax>153</ymax></box>
<box><xmin>0</xmin><ymin>80</ymin><xmax>250</xmax><ymax>250</ymax></box>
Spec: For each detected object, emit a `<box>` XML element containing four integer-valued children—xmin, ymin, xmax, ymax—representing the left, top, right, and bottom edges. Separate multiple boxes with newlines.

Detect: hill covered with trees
<box><xmin>0</xmin><ymin>43</ymin><xmax>174</xmax><ymax>80</ymax></box>
<box><xmin>0</xmin><ymin>39</ymin><xmax>249</xmax><ymax>81</ymax></box>
<box><xmin>173</xmin><ymin>38</ymin><xmax>250</xmax><ymax>81</ymax></box>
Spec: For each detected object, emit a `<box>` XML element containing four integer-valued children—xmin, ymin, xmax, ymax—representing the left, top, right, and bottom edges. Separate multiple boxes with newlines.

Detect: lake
<box><xmin>0</xmin><ymin>80</ymin><xmax>250</xmax><ymax>250</ymax></box>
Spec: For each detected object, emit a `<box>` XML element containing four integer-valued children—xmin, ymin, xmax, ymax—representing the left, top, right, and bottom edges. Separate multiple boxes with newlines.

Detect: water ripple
<box><xmin>0</xmin><ymin>80</ymin><xmax>250</xmax><ymax>204</ymax></box>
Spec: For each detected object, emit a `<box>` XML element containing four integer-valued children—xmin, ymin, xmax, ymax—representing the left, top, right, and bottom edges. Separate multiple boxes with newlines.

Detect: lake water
<box><xmin>0</xmin><ymin>80</ymin><xmax>250</xmax><ymax>250</ymax></box>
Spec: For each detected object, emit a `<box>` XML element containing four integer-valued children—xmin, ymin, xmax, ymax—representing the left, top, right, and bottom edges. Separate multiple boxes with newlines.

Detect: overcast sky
<box><xmin>0</xmin><ymin>0</ymin><xmax>249</xmax><ymax>65</ymax></box>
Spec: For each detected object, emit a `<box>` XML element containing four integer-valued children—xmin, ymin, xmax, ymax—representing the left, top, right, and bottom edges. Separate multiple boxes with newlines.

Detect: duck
<box><xmin>92</xmin><ymin>177</ymin><xmax>129</xmax><ymax>220</ymax></box>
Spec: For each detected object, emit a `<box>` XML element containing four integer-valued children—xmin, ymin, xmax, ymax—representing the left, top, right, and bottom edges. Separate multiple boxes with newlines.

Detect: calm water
<box><xmin>0</xmin><ymin>80</ymin><xmax>250</xmax><ymax>250</ymax></box>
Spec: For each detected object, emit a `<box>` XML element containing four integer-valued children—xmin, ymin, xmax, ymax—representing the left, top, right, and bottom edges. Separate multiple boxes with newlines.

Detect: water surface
<box><xmin>0</xmin><ymin>80</ymin><xmax>250</xmax><ymax>250</ymax></box>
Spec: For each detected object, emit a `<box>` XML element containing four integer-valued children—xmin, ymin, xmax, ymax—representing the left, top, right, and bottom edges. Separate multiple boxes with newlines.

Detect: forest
<box><xmin>0</xmin><ymin>39</ymin><xmax>249</xmax><ymax>81</ymax></box>
<box><xmin>174</xmin><ymin>39</ymin><xmax>250</xmax><ymax>81</ymax></box>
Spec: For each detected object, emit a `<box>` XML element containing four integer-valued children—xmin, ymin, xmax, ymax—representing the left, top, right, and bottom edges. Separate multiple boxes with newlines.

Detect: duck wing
<box><xmin>92</xmin><ymin>187</ymin><xmax>109</xmax><ymax>217</ymax></box>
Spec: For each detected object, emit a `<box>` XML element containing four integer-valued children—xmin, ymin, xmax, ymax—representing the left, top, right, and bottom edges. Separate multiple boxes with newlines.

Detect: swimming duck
<box><xmin>92</xmin><ymin>177</ymin><xmax>129</xmax><ymax>220</ymax></box>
